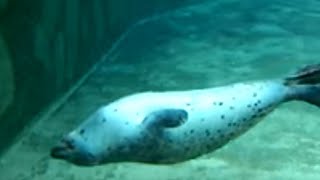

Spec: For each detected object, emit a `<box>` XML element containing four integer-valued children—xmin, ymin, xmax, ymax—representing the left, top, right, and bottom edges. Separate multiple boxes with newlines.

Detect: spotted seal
<box><xmin>51</xmin><ymin>64</ymin><xmax>320</xmax><ymax>166</ymax></box>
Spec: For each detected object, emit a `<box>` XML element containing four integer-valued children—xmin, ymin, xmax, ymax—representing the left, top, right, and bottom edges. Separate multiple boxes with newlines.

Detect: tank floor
<box><xmin>1</xmin><ymin>0</ymin><xmax>320</xmax><ymax>179</ymax></box>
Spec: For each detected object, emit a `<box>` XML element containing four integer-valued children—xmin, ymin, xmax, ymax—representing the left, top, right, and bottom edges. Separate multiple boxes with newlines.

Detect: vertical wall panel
<box><xmin>0</xmin><ymin>33</ymin><xmax>13</xmax><ymax>119</ymax></box>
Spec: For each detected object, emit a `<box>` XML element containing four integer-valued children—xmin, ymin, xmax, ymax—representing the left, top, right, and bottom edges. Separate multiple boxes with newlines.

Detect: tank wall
<box><xmin>0</xmin><ymin>0</ymin><xmax>196</xmax><ymax>154</ymax></box>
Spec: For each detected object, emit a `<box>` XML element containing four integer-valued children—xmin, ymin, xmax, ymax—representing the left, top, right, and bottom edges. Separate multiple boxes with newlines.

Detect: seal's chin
<box><xmin>50</xmin><ymin>141</ymin><xmax>99</xmax><ymax>166</ymax></box>
<box><xmin>50</xmin><ymin>146</ymin><xmax>69</xmax><ymax>159</ymax></box>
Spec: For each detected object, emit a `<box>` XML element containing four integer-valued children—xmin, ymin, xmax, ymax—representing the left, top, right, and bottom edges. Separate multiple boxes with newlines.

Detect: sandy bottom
<box><xmin>1</xmin><ymin>0</ymin><xmax>320</xmax><ymax>179</ymax></box>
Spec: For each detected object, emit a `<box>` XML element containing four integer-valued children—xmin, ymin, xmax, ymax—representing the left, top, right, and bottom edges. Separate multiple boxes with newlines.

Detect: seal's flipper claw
<box><xmin>143</xmin><ymin>109</ymin><xmax>188</xmax><ymax>129</ymax></box>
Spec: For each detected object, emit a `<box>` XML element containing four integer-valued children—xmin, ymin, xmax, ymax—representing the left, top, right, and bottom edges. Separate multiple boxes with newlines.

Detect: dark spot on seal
<box><xmin>125</xmin><ymin>121</ymin><xmax>129</xmax><ymax>125</ymax></box>
<box><xmin>219</xmin><ymin>102</ymin><xmax>223</xmax><ymax>106</ymax></box>
<box><xmin>227</xmin><ymin>122</ymin><xmax>232</xmax><ymax>127</ymax></box>
<box><xmin>242</xmin><ymin>118</ymin><xmax>247</xmax><ymax>122</ymax></box>
<box><xmin>232</xmin><ymin>123</ymin><xmax>237</xmax><ymax>127</ymax></box>
<box><xmin>253</xmin><ymin>93</ymin><xmax>257</xmax><ymax>97</ymax></box>
<box><xmin>201</xmin><ymin>118</ymin><xmax>205</xmax><ymax>122</ymax></box>
<box><xmin>232</xmin><ymin>97</ymin><xmax>236</xmax><ymax>100</ymax></box>
<box><xmin>117</xmin><ymin>145</ymin><xmax>126</xmax><ymax>152</ymax></box>
<box><xmin>102</xmin><ymin>118</ymin><xmax>106</xmax><ymax>123</ymax></box>
<box><xmin>185</xmin><ymin>147</ymin><xmax>190</xmax><ymax>151</ymax></box>
<box><xmin>186</xmin><ymin>103</ymin><xmax>191</xmax><ymax>106</ymax></box>
<box><xmin>257</xmin><ymin>100</ymin><xmax>261</xmax><ymax>104</ymax></box>
<box><xmin>205</xmin><ymin>129</ymin><xmax>210</xmax><ymax>136</ymax></box>
<box><xmin>221</xmin><ymin>115</ymin><xmax>225</xmax><ymax>119</ymax></box>
<box><xmin>146</xmin><ymin>144</ymin><xmax>155</xmax><ymax>150</ymax></box>
<box><xmin>213</xmin><ymin>102</ymin><xmax>217</xmax><ymax>106</ymax></box>
<box><xmin>254</xmin><ymin>103</ymin><xmax>258</xmax><ymax>107</ymax></box>
<box><xmin>257</xmin><ymin>108</ymin><xmax>263</xmax><ymax>113</ymax></box>
<box><xmin>79</xmin><ymin>129</ymin><xmax>85</xmax><ymax>135</ymax></box>
<box><xmin>230</xmin><ymin>106</ymin><xmax>234</xmax><ymax>110</ymax></box>
<box><xmin>217</xmin><ymin>129</ymin><xmax>222</xmax><ymax>133</ymax></box>
<box><xmin>209</xmin><ymin>138</ymin><xmax>217</xmax><ymax>143</ymax></box>
<box><xmin>190</xmin><ymin>129</ymin><xmax>194</xmax><ymax>134</ymax></box>
<box><xmin>114</xmin><ymin>109</ymin><xmax>118</xmax><ymax>112</ymax></box>
<box><xmin>167</xmin><ymin>138</ymin><xmax>174</xmax><ymax>143</ymax></box>
<box><xmin>257</xmin><ymin>113</ymin><xmax>265</xmax><ymax>118</ymax></box>
<box><xmin>247</xmin><ymin>104</ymin><xmax>252</xmax><ymax>108</ymax></box>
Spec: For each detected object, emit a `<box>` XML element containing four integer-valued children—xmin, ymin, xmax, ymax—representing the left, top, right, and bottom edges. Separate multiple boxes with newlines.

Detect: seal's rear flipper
<box><xmin>285</xmin><ymin>64</ymin><xmax>320</xmax><ymax>107</ymax></box>
<box><xmin>285</xmin><ymin>63</ymin><xmax>320</xmax><ymax>85</ymax></box>
<box><xmin>143</xmin><ymin>109</ymin><xmax>188</xmax><ymax>129</ymax></box>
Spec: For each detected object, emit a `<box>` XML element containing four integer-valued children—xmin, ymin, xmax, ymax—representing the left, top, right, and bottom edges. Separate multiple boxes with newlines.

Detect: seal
<box><xmin>51</xmin><ymin>64</ymin><xmax>320</xmax><ymax>166</ymax></box>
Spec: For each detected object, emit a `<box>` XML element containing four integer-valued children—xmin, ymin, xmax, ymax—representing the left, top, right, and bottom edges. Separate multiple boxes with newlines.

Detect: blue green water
<box><xmin>1</xmin><ymin>0</ymin><xmax>320</xmax><ymax>179</ymax></box>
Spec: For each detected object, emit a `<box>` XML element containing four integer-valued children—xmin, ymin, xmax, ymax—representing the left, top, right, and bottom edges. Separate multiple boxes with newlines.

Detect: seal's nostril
<box><xmin>67</xmin><ymin>140</ymin><xmax>75</xmax><ymax>150</ymax></box>
<box><xmin>62</xmin><ymin>137</ymin><xmax>75</xmax><ymax>150</ymax></box>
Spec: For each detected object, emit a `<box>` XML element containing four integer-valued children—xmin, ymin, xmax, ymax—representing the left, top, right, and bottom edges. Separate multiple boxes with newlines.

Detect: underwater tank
<box><xmin>1</xmin><ymin>0</ymin><xmax>320</xmax><ymax>179</ymax></box>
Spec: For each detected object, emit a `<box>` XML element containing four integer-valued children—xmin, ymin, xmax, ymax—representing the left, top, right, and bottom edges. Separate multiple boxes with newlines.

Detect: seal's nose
<box><xmin>61</xmin><ymin>136</ymin><xmax>76</xmax><ymax>150</ymax></box>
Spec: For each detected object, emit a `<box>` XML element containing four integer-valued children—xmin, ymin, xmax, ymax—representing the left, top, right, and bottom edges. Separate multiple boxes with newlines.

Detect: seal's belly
<box><xmin>164</xmin><ymin>82</ymin><xmax>289</xmax><ymax>162</ymax></box>
<box><xmin>107</xmin><ymin>81</ymin><xmax>289</xmax><ymax>163</ymax></box>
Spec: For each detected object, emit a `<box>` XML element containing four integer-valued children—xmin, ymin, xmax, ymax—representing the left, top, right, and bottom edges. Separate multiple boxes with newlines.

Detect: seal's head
<box><xmin>50</xmin><ymin>103</ymin><xmax>189</xmax><ymax>166</ymax></box>
<box><xmin>50</xmin><ymin>106</ymin><xmax>137</xmax><ymax>166</ymax></box>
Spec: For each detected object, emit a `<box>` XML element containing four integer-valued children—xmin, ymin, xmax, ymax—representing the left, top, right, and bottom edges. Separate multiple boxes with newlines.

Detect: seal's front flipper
<box><xmin>143</xmin><ymin>109</ymin><xmax>188</xmax><ymax>129</ymax></box>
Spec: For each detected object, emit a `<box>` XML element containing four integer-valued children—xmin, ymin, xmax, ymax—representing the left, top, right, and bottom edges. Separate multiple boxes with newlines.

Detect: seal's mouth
<box><xmin>50</xmin><ymin>139</ymin><xmax>75</xmax><ymax>160</ymax></box>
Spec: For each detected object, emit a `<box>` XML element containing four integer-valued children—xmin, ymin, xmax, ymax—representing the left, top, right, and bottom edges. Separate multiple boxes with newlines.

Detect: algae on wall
<box><xmin>0</xmin><ymin>0</ymin><xmax>197</xmax><ymax>155</ymax></box>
